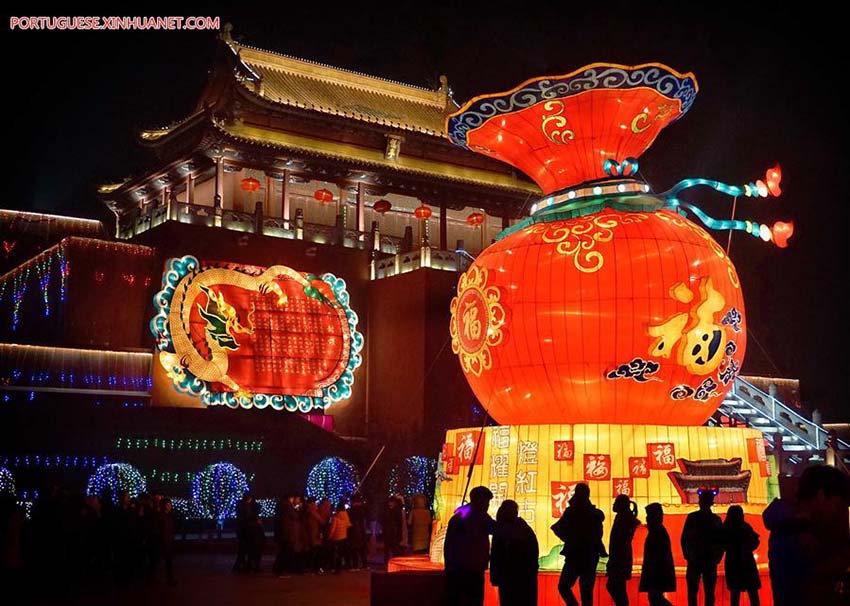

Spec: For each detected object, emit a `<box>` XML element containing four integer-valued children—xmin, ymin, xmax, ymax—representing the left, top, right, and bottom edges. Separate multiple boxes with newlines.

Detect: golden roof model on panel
<box><xmin>226</xmin><ymin>39</ymin><xmax>454</xmax><ymax>136</ymax></box>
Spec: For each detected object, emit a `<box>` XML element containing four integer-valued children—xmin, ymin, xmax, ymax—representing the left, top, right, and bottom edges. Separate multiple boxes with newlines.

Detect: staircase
<box><xmin>715</xmin><ymin>376</ymin><xmax>849</xmax><ymax>462</ymax></box>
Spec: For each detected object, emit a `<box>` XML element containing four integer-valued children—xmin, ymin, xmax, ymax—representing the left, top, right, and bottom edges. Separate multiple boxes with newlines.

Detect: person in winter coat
<box><xmin>244</xmin><ymin>494</ymin><xmax>264</xmax><ymax>572</ymax></box>
<box><xmin>551</xmin><ymin>482</ymin><xmax>606</xmax><ymax>606</ymax></box>
<box><xmin>347</xmin><ymin>494</ymin><xmax>369</xmax><ymax>570</ymax></box>
<box><xmin>490</xmin><ymin>499</ymin><xmax>538</xmax><ymax>606</ymax></box>
<box><xmin>763</xmin><ymin>464</ymin><xmax>850</xmax><ymax>606</ymax></box>
<box><xmin>408</xmin><ymin>493</ymin><xmax>432</xmax><ymax>554</ymax></box>
<box><xmin>381</xmin><ymin>497</ymin><xmax>403</xmax><ymax>563</ymax></box>
<box><xmin>443</xmin><ymin>486</ymin><xmax>494</xmax><ymax>606</ymax></box>
<box><xmin>303</xmin><ymin>498</ymin><xmax>325</xmax><ymax>572</ymax></box>
<box><xmin>723</xmin><ymin>505</ymin><xmax>760</xmax><ymax>606</ymax></box>
<box><xmin>157</xmin><ymin>499</ymin><xmax>176</xmax><ymax>583</ymax></box>
<box><xmin>606</xmin><ymin>494</ymin><xmax>642</xmax><ymax>606</ymax></box>
<box><xmin>274</xmin><ymin>497</ymin><xmax>302</xmax><ymax>575</ymax></box>
<box><xmin>639</xmin><ymin>503</ymin><xmax>676</xmax><ymax>606</ymax></box>
<box><xmin>681</xmin><ymin>489</ymin><xmax>725</xmax><ymax>606</ymax></box>
<box><xmin>327</xmin><ymin>503</ymin><xmax>352</xmax><ymax>573</ymax></box>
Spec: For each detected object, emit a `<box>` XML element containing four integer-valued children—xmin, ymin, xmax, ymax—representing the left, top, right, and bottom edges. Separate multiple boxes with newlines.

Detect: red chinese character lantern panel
<box><xmin>583</xmin><ymin>454</ymin><xmax>611</xmax><ymax>481</ymax></box>
<box><xmin>647</xmin><ymin>442</ymin><xmax>677</xmax><ymax>470</ymax></box>
<box><xmin>612</xmin><ymin>477</ymin><xmax>634</xmax><ymax>498</ymax></box>
<box><xmin>629</xmin><ymin>457</ymin><xmax>650</xmax><ymax>478</ymax></box>
<box><xmin>551</xmin><ymin>481</ymin><xmax>581</xmax><ymax>518</ymax></box>
<box><xmin>554</xmin><ymin>440</ymin><xmax>575</xmax><ymax>461</ymax></box>
<box><xmin>455</xmin><ymin>431</ymin><xmax>485</xmax><ymax>466</ymax></box>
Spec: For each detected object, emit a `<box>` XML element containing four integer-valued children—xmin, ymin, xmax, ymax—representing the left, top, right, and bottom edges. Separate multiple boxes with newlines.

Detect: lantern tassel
<box><xmin>667</xmin><ymin>200</ymin><xmax>793</xmax><ymax>248</ymax></box>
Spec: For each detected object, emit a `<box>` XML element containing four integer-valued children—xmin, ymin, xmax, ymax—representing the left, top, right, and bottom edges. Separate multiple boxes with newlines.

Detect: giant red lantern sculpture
<box><xmin>446</xmin><ymin>63</ymin><xmax>790</xmax><ymax>427</ymax></box>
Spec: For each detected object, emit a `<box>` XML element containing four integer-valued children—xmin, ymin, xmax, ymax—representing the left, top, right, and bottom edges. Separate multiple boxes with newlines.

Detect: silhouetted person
<box><xmin>764</xmin><ymin>464</ymin><xmax>850</xmax><ymax>606</ymax></box>
<box><xmin>381</xmin><ymin>496</ymin><xmax>403</xmax><ymax>563</ymax></box>
<box><xmin>723</xmin><ymin>505</ymin><xmax>759</xmax><ymax>606</ymax></box>
<box><xmin>233</xmin><ymin>494</ymin><xmax>249</xmax><ymax>572</ymax></box>
<box><xmin>682</xmin><ymin>489</ymin><xmax>724</xmax><ymax>606</ymax></box>
<box><xmin>303</xmin><ymin>498</ymin><xmax>324</xmax><ymax>572</ymax></box>
<box><xmin>244</xmin><ymin>494</ymin><xmax>264</xmax><ymax>572</ymax></box>
<box><xmin>639</xmin><ymin>503</ymin><xmax>676</xmax><ymax>606</ymax></box>
<box><xmin>274</xmin><ymin>496</ymin><xmax>299</xmax><ymax>575</ymax></box>
<box><xmin>444</xmin><ymin>485</ymin><xmax>494</xmax><ymax>606</ymax></box>
<box><xmin>606</xmin><ymin>494</ymin><xmax>641</xmax><ymax>606</ymax></box>
<box><xmin>0</xmin><ymin>493</ymin><xmax>24</xmax><ymax>595</ymax></box>
<box><xmin>490</xmin><ymin>499</ymin><xmax>538</xmax><ymax>606</ymax></box>
<box><xmin>156</xmin><ymin>498</ymin><xmax>176</xmax><ymax>584</ymax></box>
<box><xmin>348</xmin><ymin>494</ymin><xmax>369</xmax><ymax>569</ymax></box>
<box><xmin>551</xmin><ymin>482</ymin><xmax>605</xmax><ymax>606</ymax></box>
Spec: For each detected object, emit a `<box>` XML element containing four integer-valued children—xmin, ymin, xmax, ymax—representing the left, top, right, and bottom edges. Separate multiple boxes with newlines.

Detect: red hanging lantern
<box><xmin>466</xmin><ymin>212</ymin><xmax>485</xmax><ymax>226</ymax></box>
<box><xmin>373</xmin><ymin>199</ymin><xmax>392</xmax><ymax>214</ymax></box>
<box><xmin>766</xmin><ymin>164</ymin><xmax>782</xmax><ymax>197</ymax></box>
<box><xmin>240</xmin><ymin>177</ymin><xmax>261</xmax><ymax>192</ymax></box>
<box><xmin>313</xmin><ymin>188</ymin><xmax>334</xmax><ymax>203</ymax></box>
<box><xmin>771</xmin><ymin>221</ymin><xmax>794</xmax><ymax>248</ymax></box>
<box><xmin>414</xmin><ymin>205</ymin><xmax>432</xmax><ymax>219</ymax></box>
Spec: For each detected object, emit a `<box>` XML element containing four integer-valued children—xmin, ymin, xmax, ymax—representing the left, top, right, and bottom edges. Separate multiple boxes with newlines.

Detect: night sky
<box><xmin>2</xmin><ymin>5</ymin><xmax>847</xmax><ymax>418</ymax></box>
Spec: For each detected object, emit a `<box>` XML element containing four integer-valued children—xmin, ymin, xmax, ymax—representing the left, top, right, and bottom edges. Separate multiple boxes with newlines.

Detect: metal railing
<box><xmin>721</xmin><ymin>376</ymin><xmax>850</xmax><ymax>453</ymax></box>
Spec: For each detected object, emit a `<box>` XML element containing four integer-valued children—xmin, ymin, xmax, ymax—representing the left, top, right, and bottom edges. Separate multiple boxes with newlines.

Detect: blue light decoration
<box><xmin>191</xmin><ymin>462</ymin><xmax>249</xmax><ymax>521</ymax></box>
<box><xmin>86</xmin><ymin>463</ymin><xmax>147</xmax><ymax>504</ymax></box>
<box><xmin>388</xmin><ymin>456</ymin><xmax>437</xmax><ymax>505</ymax></box>
<box><xmin>0</xmin><ymin>467</ymin><xmax>15</xmax><ymax>496</ymax></box>
<box><xmin>150</xmin><ymin>256</ymin><xmax>364</xmax><ymax>412</ymax></box>
<box><xmin>305</xmin><ymin>456</ymin><xmax>360</xmax><ymax>508</ymax></box>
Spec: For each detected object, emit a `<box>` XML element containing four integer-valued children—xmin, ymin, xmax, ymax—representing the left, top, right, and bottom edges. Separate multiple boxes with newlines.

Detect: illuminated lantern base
<box><xmin>429</xmin><ymin>423</ymin><xmax>776</xmax><ymax>571</ymax></box>
<box><xmin>388</xmin><ymin>556</ymin><xmax>772</xmax><ymax>606</ymax></box>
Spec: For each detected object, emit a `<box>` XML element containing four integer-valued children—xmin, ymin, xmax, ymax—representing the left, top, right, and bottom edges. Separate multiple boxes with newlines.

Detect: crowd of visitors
<box><xmin>0</xmin><ymin>487</ymin><xmax>177</xmax><ymax>596</ymax></box>
<box><xmin>443</xmin><ymin>464</ymin><xmax>850</xmax><ymax>606</ymax></box>
<box><xmin>266</xmin><ymin>491</ymin><xmax>433</xmax><ymax>577</ymax></box>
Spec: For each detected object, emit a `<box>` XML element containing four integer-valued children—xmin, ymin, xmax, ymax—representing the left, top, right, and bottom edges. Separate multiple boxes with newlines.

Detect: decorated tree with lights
<box><xmin>86</xmin><ymin>462</ymin><xmax>146</xmax><ymax>504</ymax></box>
<box><xmin>388</xmin><ymin>456</ymin><xmax>437</xmax><ymax>505</ymax></box>
<box><xmin>192</xmin><ymin>461</ymin><xmax>249</xmax><ymax>521</ymax></box>
<box><xmin>305</xmin><ymin>456</ymin><xmax>360</xmax><ymax>508</ymax></box>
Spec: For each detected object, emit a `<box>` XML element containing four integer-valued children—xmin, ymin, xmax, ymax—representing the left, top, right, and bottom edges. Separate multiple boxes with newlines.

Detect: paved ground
<box><xmin>25</xmin><ymin>553</ymin><xmax>372</xmax><ymax>606</ymax></box>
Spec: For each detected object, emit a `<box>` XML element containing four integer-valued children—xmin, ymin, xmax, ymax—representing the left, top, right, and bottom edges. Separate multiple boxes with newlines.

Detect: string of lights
<box><xmin>149</xmin><ymin>468</ymin><xmax>256</xmax><ymax>484</ymax></box>
<box><xmin>0</xmin><ymin>466</ymin><xmax>15</xmax><ymax>496</ymax></box>
<box><xmin>0</xmin><ymin>237</ymin><xmax>155</xmax><ymax>332</ymax></box>
<box><xmin>305</xmin><ymin>456</ymin><xmax>360</xmax><ymax>508</ymax></box>
<box><xmin>0</xmin><ymin>344</ymin><xmax>153</xmax><ymax>392</ymax></box>
<box><xmin>0</xmin><ymin>454</ymin><xmax>112</xmax><ymax>469</ymax></box>
<box><xmin>115</xmin><ymin>437</ymin><xmax>264</xmax><ymax>452</ymax></box>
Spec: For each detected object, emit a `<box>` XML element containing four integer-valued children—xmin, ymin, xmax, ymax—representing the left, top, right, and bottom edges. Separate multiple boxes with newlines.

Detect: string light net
<box><xmin>191</xmin><ymin>461</ymin><xmax>249</xmax><ymax>521</ymax></box>
<box><xmin>86</xmin><ymin>463</ymin><xmax>146</xmax><ymax>504</ymax></box>
<box><xmin>0</xmin><ymin>467</ymin><xmax>15</xmax><ymax>496</ymax></box>
<box><xmin>388</xmin><ymin>456</ymin><xmax>437</xmax><ymax>505</ymax></box>
<box><xmin>305</xmin><ymin>456</ymin><xmax>360</xmax><ymax>508</ymax></box>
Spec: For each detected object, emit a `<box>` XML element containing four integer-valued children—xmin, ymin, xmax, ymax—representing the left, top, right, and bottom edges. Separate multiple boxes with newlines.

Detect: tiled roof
<box><xmin>229</xmin><ymin>42</ymin><xmax>454</xmax><ymax>136</ymax></box>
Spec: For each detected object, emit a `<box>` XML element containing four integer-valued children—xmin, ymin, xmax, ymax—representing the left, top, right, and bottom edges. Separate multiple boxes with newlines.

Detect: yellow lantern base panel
<box><xmin>386</xmin><ymin>423</ymin><xmax>777</xmax><ymax>606</ymax></box>
<box><xmin>429</xmin><ymin>423</ymin><xmax>776</xmax><ymax>569</ymax></box>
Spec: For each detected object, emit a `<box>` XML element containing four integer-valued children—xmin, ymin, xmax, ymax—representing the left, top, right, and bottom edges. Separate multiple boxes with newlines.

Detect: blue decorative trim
<box><xmin>449</xmin><ymin>65</ymin><xmax>697</xmax><ymax>147</ymax></box>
